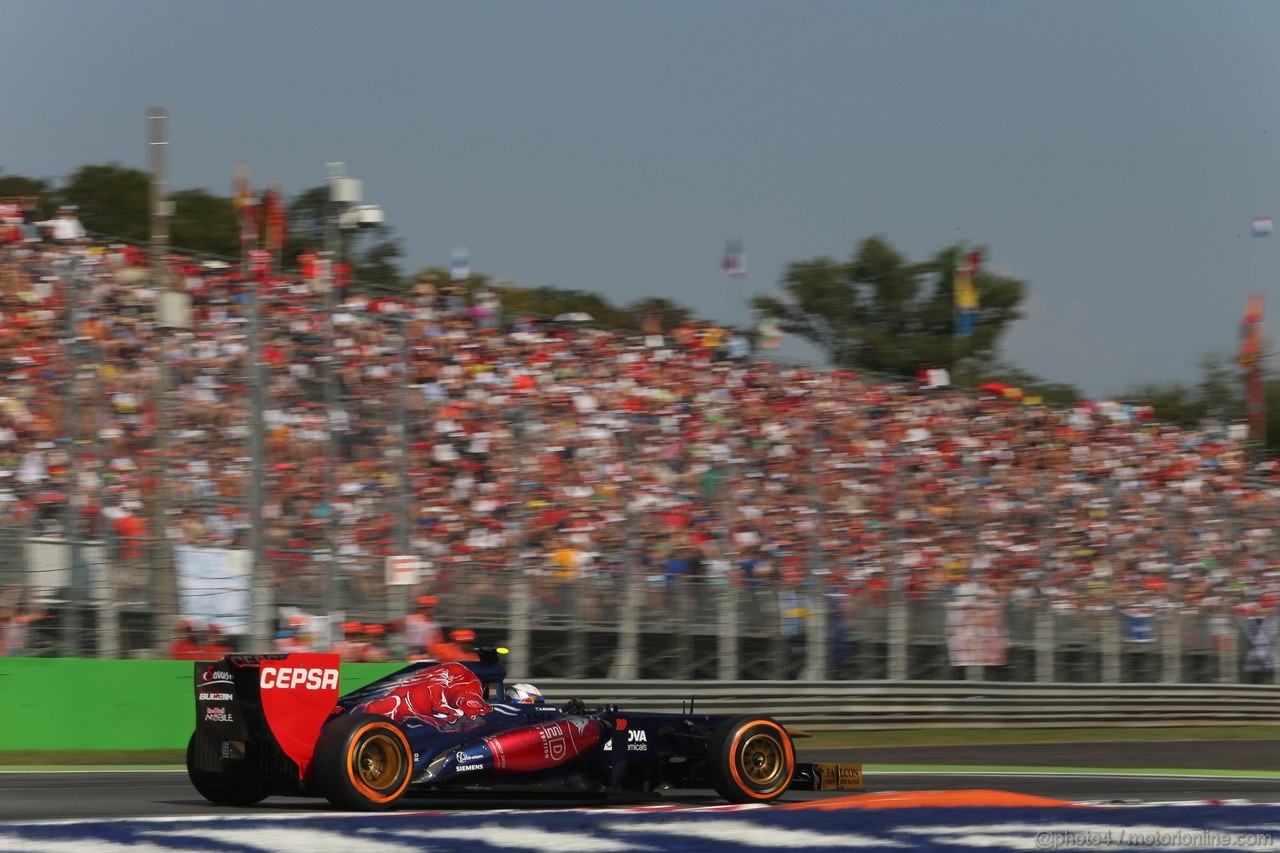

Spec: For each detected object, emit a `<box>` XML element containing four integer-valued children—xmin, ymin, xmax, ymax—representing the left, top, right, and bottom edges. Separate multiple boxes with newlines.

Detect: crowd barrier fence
<box><xmin>3</xmin><ymin>534</ymin><xmax>1278</xmax><ymax>687</ymax></box>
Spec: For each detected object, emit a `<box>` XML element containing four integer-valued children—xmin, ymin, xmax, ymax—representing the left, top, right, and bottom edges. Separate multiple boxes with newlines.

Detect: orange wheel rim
<box><xmin>738</xmin><ymin>732</ymin><xmax>785</xmax><ymax>787</ymax></box>
<box><xmin>348</xmin><ymin>724</ymin><xmax>411</xmax><ymax>803</ymax></box>
<box><xmin>727</xmin><ymin>720</ymin><xmax>794</xmax><ymax>798</ymax></box>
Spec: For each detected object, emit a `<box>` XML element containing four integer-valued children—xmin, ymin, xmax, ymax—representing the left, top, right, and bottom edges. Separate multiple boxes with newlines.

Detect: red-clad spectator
<box><xmin>403</xmin><ymin>595</ymin><xmax>443</xmax><ymax>657</ymax></box>
<box><xmin>168</xmin><ymin>621</ymin><xmax>205</xmax><ymax>660</ymax></box>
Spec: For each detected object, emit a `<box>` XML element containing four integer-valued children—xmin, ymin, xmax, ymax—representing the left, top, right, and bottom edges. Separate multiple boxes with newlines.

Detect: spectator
<box><xmin>167</xmin><ymin>621</ymin><xmax>205</xmax><ymax>660</ymax></box>
<box><xmin>429</xmin><ymin>628</ymin><xmax>478</xmax><ymax>663</ymax></box>
<box><xmin>273</xmin><ymin>615</ymin><xmax>313</xmax><ymax>653</ymax></box>
<box><xmin>203</xmin><ymin>624</ymin><xmax>233</xmax><ymax>656</ymax></box>
<box><xmin>403</xmin><ymin>595</ymin><xmax>443</xmax><ymax>657</ymax></box>
<box><xmin>332</xmin><ymin>621</ymin><xmax>365</xmax><ymax>662</ymax></box>
<box><xmin>359</xmin><ymin>623</ymin><xmax>391</xmax><ymax>662</ymax></box>
<box><xmin>44</xmin><ymin>206</ymin><xmax>86</xmax><ymax>245</ymax></box>
<box><xmin>0</xmin><ymin>587</ymin><xmax>41</xmax><ymax>657</ymax></box>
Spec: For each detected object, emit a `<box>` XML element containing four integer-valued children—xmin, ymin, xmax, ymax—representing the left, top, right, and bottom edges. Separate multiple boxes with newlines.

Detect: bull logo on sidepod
<box><xmin>353</xmin><ymin>662</ymin><xmax>491</xmax><ymax>727</ymax></box>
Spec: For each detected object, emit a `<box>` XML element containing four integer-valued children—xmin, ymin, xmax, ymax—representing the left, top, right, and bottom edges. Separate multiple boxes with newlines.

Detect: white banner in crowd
<box><xmin>385</xmin><ymin>555</ymin><xmax>420</xmax><ymax>586</ymax></box>
<box><xmin>25</xmin><ymin>537</ymin><xmax>109</xmax><ymax>602</ymax></box>
<box><xmin>176</xmin><ymin>546</ymin><xmax>251</xmax><ymax>634</ymax></box>
<box><xmin>946</xmin><ymin>599</ymin><xmax>1009</xmax><ymax>667</ymax></box>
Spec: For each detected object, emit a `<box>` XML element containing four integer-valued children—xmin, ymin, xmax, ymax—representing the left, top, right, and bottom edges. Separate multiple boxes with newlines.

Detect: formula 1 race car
<box><xmin>186</xmin><ymin>650</ymin><xmax>862</xmax><ymax>810</ymax></box>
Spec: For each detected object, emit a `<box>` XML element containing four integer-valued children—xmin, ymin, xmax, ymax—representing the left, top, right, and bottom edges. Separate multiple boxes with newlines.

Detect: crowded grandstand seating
<box><xmin>1</xmin><ymin>227</ymin><xmax>1278</xmax><ymax>672</ymax></box>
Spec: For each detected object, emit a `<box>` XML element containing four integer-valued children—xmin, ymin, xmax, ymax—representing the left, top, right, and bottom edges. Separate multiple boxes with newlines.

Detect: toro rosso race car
<box><xmin>186</xmin><ymin>650</ymin><xmax>862</xmax><ymax>810</ymax></box>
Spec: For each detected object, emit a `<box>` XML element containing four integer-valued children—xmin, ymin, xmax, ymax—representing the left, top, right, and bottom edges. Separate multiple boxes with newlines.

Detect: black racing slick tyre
<box><xmin>312</xmin><ymin>712</ymin><xmax>413</xmax><ymax>811</ymax></box>
<box><xmin>185</xmin><ymin>733</ymin><xmax>271</xmax><ymax>806</ymax></box>
<box><xmin>706</xmin><ymin>715</ymin><xmax>795</xmax><ymax>804</ymax></box>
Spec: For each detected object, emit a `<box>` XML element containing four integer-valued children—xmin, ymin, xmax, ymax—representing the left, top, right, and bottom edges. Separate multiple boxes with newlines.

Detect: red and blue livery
<box><xmin>186</xmin><ymin>649</ymin><xmax>861</xmax><ymax>810</ymax></box>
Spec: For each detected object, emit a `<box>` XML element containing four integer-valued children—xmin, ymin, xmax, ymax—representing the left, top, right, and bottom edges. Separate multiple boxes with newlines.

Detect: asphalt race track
<box><xmin>1</xmin><ymin>769</ymin><xmax>1279</xmax><ymax>821</ymax></box>
<box><xmin>1</xmin><ymin>741</ymin><xmax>1277</xmax><ymax>821</ymax></box>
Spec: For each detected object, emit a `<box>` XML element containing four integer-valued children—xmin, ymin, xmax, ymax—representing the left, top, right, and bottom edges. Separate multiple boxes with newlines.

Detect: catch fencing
<box><xmin>3</xmin><ymin>533</ymin><xmax>1278</xmax><ymax>688</ymax></box>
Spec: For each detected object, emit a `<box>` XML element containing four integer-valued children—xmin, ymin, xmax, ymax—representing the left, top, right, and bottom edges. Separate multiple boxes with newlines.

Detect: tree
<box><xmin>1121</xmin><ymin>352</ymin><xmax>1245</xmax><ymax>430</ymax></box>
<box><xmin>283</xmin><ymin>185</ymin><xmax>326</xmax><ymax>251</ymax></box>
<box><xmin>1194</xmin><ymin>352</ymin><xmax>1243</xmax><ymax>421</ymax></box>
<box><xmin>56</xmin><ymin>166</ymin><xmax>259</xmax><ymax>260</ymax></box>
<box><xmin>169</xmin><ymin>189</ymin><xmax>240</xmax><ymax>259</ymax></box>
<box><xmin>402</xmin><ymin>272</ymin><xmax>700</xmax><ymax>334</ymax></box>
<box><xmin>1123</xmin><ymin>380</ymin><xmax>1203</xmax><ymax>426</ymax></box>
<box><xmin>356</xmin><ymin>237</ymin><xmax>405</xmax><ymax>291</ymax></box>
<box><xmin>59</xmin><ymin>163</ymin><xmax>149</xmax><ymax>243</ymax></box>
<box><xmin>1265</xmin><ymin>379</ymin><xmax>1280</xmax><ymax>454</ymax></box>
<box><xmin>499</xmin><ymin>284</ymin><xmax>630</xmax><ymax>327</ymax></box>
<box><xmin>752</xmin><ymin>235</ymin><xmax>1025</xmax><ymax>380</ymax></box>
<box><xmin>0</xmin><ymin>172</ymin><xmax>55</xmax><ymax>220</ymax></box>
<box><xmin>624</xmin><ymin>296</ymin><xmax>694</xmax><ymax>334</ymax></box>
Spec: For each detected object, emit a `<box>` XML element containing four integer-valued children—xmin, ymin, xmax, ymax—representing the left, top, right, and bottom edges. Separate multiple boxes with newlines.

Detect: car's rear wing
<box><xmin>192</xmin><ymin>653</ymin><xmax>341</xmax><ymax>779</ymax></box>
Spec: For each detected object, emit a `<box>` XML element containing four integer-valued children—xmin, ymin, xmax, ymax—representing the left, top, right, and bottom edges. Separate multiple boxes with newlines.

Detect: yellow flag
<box><xmin>954</xmin><ymin>271</ymin><xmax>977</xmax><ymax>310</ymax></box>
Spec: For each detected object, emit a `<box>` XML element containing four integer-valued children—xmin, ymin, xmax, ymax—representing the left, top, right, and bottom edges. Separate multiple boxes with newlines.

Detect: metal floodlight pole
<box><xmin>805</xmin><ymin>419</ymin><xmax>828</xmax><ymax>680</ymax></box>
<box><xmin>317</xmin><ymin>163</ymin><xmax>386</xmax><ymax>640</ymax></box>
<box><xmin>395</xmin><ymin>317</ymin><xmax>411</xmax><ymax>557</ymax></box>
<box><xmin>90</xmin><ymin>323</ymin><xmax>118</xmax><ymax>657</ymax></box>
<box><xmin>322</xmin><ymin>162</ymin><xmax>349</xmax><ymax>643</ymax></box>
<box><xmin>247</xmin><ymin>234</ymin><xmax>270</xmax><ymax>652</ymax></box>
<box><xmin>60</xmin><ymin>253</ymin><xmax>84</xmax><ymax>657</ymax></box>
<box><xmin>393</xmin><ymin>315</ymin><xmax>412</xmax><ymax>653</ymax></box>
<box><xmin>148</xmin><ymin>106</ymin><xmax>178</xmax><ymax>655</ymax></box>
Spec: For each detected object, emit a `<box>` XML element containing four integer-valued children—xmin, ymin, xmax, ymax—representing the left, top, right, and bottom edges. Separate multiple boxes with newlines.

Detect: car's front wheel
<box><xmin>312</xmin><ymin>712</ymin><xmax>413</xmax><ymax>810</ymax></box>
<box><xmin>706</xmin><ymin>715</ymin><xmax>795</xmax><ymax>803</ymax></box>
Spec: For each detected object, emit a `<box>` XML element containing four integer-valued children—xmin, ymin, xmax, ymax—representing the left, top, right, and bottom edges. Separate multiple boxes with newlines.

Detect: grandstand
<box><xmin>0</xmin><ymin>225</ymin><xmax>1277</xmax><ymax>684</ymax></box>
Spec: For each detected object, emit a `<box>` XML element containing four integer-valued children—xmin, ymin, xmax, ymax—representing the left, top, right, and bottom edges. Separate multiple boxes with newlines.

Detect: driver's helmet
<box><xmin>505</xmin><ymin>682</ymin><xmax>544</xmax><ymax>704</ymax></box>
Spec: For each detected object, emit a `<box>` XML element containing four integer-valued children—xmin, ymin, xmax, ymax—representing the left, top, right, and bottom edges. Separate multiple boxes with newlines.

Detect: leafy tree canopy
<box><xmin>0</xmin><ymin>172</ymin><xmax>55</xmax><ymax>220</ymax></box>
<box><xmin>623</xmin><ymin>296</ymin><xmax>694</xmax><ymax>334</ymax></box>
<box><xmin>752</xmin><ymin>235</ymin><xmax>1025</xmax><ymax>381</ymax></box>
<box><xmin>60</xmin><ymin>163</ymin><xmax>149</xmax><ymax>243</ymax></box>
<box><xmin>470</xmin><ymin>282</ymin><xmax>697</xmax><ymax>334</ymax></box>
<box><xmin>169</xmin><ymin>189</ymin><xmax>240</xmax><ymax>259</ymax></box>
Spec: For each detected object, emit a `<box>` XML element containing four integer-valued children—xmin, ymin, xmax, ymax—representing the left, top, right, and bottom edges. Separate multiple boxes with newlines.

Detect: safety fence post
<box><xmin>887</xmin><ymin>583</ymin><xmax>907</xmax><ymax>681</ymax></box>
<box><xmin>1101</xmin><ymin>609</ymin><xmax>1122</xmax><ymax>682</ymax></box>
<box><xmin>1035</xmin><ymin>605</ymin><xmax>1054</xmax><ymax>683</ymax></box>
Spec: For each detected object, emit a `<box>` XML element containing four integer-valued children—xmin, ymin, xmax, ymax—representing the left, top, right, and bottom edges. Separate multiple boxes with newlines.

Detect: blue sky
<box><xmin>4</xmin><ymin>0</ymin><xmax>1280</xmax><ymax>399</ymax></box>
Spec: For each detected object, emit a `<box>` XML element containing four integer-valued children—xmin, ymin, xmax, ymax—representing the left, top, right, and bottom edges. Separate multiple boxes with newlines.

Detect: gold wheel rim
<box><xmin>355</xmin><ymin>732</ymin><xmax>404</xmax><ymax>792</ymax></box>
<box><xmin>738</xmin><ymin>732</ymin><xmax>785</xmax><ymax>788</ymax></box>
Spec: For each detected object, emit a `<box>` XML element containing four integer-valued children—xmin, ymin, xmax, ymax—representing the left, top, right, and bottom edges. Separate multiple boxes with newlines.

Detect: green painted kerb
<box><xmin>0</xmin><ymin>658</ymin><xmax>403</xmax><ymax>752</ymax></box>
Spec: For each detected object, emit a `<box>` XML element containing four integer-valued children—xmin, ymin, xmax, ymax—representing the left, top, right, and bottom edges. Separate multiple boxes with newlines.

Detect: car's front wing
<box><xmin>789</xmin><ymin>762</ymin><xmax>864</xmax><ymax>791</ymax></box>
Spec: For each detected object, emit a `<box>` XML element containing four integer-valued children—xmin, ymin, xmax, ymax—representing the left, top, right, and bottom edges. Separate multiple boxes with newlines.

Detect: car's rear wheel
<box><xmin>706</xmin><ymin>715</ymin><xmax>795</xmax><ymax>803</ymax></box>
<box><xmin>312</xmin><ymin>712</ymin><xmax>413</xmax><ymax>810</ymax></box>
<box><xmin>185</xmin><ymin>732</ymin><xmax>271</xmax><ymax>806</ymax></box>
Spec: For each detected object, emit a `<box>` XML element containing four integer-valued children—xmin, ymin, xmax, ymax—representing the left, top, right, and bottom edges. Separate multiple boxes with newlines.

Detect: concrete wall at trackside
<box><xmin>0</xmin><ymin>658</ymin><xmax>403</xmax><ymax>753</ymax></box>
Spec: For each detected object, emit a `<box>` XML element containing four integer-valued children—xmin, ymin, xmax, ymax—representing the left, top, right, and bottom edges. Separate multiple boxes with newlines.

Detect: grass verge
<box><xmin>0</xmin><ymin>750</ymin><xmax>185</xmax><ymax>767</ymax></box>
